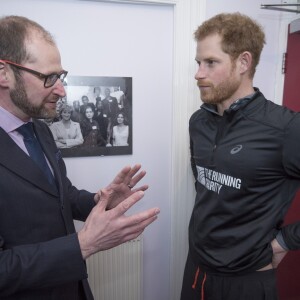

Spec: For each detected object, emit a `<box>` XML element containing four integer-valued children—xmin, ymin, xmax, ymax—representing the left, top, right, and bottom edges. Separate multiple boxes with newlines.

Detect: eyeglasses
<box><xmin>1</xmin><ymin>60</ymin><xmax>68</xmax><ymax>88</ymax></box>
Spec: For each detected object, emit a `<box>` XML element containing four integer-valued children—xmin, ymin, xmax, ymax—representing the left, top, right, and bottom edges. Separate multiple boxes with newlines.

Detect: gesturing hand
<box><xmin>78</xmin><ymin>189</ymin><xmax>160</xmax><ymax>259</ymax></box>
<box><xmin>94</xmin><ymin>164</ymin><xmax>149</xmax><ymax>210</ymax></box>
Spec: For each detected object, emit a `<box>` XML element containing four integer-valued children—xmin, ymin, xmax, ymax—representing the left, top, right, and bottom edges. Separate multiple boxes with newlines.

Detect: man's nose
<box><xmin>195</xmin><ymin>64</ymin><xmax>206</xmax><ymax>80</ymax></box>
<box><xmin>53</xmin><ymin>80</ymin><xmax>66</xmax><ymax>97</ymax></box>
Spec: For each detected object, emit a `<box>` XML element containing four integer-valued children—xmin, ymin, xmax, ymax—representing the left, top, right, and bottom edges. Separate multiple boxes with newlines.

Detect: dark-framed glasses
<box><xmin>0</xmin><ymin>59</ymin><xmax>68</xmax><ymax>88</ymax></box>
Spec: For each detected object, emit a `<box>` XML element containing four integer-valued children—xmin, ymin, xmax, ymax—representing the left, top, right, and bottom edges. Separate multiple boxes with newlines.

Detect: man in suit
<box><xmin>102</xmin><ymin>87</ymin><xmax>119</xmax><ymax>120</ymax></box>
<box><xmin>0</xmin><ymin>15</ymin><xmax>160</xmax><ymax>299</ymax></box>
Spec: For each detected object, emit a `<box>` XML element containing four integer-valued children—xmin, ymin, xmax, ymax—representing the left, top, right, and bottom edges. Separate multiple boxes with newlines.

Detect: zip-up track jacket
<box><xmin>189</xmin><ymin>90</ymin><xmax>300</xmax><ymax>274</ymax></box>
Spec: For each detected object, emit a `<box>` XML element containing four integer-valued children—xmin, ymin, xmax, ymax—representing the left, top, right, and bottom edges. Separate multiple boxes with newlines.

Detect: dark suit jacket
<box><xmin>0</xmin><ymin>120</ymin><xmax>95</xmax><ymax>300</ymax></box>
<box><xmin>102</xmin><ymin>96</ymin><xmax>119</xmax><ymax>119</ymax></box>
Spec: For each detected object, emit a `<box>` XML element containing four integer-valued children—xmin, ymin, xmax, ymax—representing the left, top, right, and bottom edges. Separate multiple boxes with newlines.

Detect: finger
<box><xmin>129</xmin><ymin>169</ymin><xmax>147</xmax><ymax>188</ymax></box>
<box><xmin>119</xmin><ymin>211</ymin><xmax>159</xmax><ymax>243</ymax></box>
<box><xmin>127</xmin><ymin>164</ymin><xmax>142</xmax><ymax>179</ymax></box>
<box><xmin>130</xmin><ymin>184</ymin><xmax>149</xmax><ymax>193</ymax></box>
<box><xmin>123</xmin><ymin>164</ymin><xmax>142</xmax><ymax>185</ymax></box>
<box><xmin>126</xmin><ymin>207</ymin><xmax>160</xmax><ymax>227</ymax></box>
<box><xmin>121</xmin><ymin>215</ymin><xmax>157</xmax><ymax>242</ymax></box>
<box><xmin>112</xmin><ymin>165</ymin><xmax>134</xmax><ymax>185</ymax></box>
<box><xmin>117</xmin><ymin>215</ymin><xmax>159</xmax><ymax>245</ymax></box>
<box><xmin>113</xmin><ymin>190</ymin><xmax>145</xmax><ymax>216</ymax></box>
<box><xmin>95</xmin><ymin>188</ymin><xmax>110</xmax><ymax>211</ymax></box>
<box><xmin>94</xmin><ymin>190</ymin><xmax>102</xmax><ymax>203</ymax></box>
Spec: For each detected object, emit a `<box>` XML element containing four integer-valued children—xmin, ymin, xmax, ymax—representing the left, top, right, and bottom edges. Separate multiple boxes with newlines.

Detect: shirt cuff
<box><xmin>276</xmin><ymin>231</ymin><xmax>289</xmax><ymax>250</ymax></box>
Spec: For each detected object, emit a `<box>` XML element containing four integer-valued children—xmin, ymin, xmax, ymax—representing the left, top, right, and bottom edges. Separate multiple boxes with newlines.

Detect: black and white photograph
<box><xmin>41</xmin><ymin>76</ymin><xmax>132</xmax><ymax>157</ymax></box>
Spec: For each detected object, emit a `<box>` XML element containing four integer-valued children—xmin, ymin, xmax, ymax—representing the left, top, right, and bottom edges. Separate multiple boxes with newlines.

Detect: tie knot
<box><xmin>16</xmin><ymin>122</ymin><xmax>35</xmax><ymax>140</ymax></box>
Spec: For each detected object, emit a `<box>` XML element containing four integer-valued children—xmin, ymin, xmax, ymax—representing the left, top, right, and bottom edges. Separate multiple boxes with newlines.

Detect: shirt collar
<box><xmin>0</xmin><ymin>106</ymin><xmax>31</xmax><ymax>133</ymax></box>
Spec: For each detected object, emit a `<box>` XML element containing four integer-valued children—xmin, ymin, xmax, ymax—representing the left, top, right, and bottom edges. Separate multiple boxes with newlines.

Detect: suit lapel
<box><xmin>0</xmin><ymin>127</ymin><xmax>58</xmax><ymax>196</ymax></box>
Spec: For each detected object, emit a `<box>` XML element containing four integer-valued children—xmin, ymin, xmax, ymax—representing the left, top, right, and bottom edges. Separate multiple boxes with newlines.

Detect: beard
<box><xmin>198</xmin><ymin>65</ymin><xmax>241</xmax><ymax>105</ymax></box>
<box><xmin>10</xmin><ymin>76</ymin><xmax>57</xmax><ymax>119</ymax></box>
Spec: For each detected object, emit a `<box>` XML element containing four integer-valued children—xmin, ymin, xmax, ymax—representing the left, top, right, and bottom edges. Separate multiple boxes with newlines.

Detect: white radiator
<box><xmin>86</xmin><ymin>236</ymin><xmax>143</xmax><ymax>300</ymax></box>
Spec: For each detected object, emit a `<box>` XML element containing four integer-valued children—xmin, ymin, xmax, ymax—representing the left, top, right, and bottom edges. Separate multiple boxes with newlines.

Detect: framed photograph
<box><xmin>43</xmin><ymin>76</ymin><xmax>132</xmax><ymax>158</ymax></box>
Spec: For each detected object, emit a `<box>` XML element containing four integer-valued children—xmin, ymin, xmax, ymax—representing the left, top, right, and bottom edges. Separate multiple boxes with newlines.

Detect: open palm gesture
<box><xmin>94</xmin><ymin>164</ymin><xmax>149</xmax><ymax>210</ymax></box>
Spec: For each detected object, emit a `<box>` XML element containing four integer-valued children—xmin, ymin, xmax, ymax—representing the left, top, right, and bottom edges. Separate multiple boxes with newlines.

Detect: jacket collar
<box><xmin>201</xmin><ymin>87</ymin><xmax>260</xmax><ymax>116</ymax></box>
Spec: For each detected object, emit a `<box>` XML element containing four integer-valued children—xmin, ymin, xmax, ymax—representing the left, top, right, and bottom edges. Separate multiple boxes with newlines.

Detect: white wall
<box><xmin>1</xmin><ymin>1</ymin><xmax>173</xmax><ymax>300</ymax></box>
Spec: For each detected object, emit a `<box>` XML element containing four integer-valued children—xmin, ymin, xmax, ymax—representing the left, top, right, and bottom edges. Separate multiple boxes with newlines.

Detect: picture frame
<box><xmin>44</xmin><ymin>75</ymin><xmax>132</xmax><ymax>157</ymax></box>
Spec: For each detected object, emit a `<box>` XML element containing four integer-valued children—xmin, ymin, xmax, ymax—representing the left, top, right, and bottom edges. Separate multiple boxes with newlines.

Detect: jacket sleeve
<box><xmin>66</xmin><ymin>179</ymin><xmax>96</xmax><ymax>221</ymax></box>
<box><xmin>0</xmin><ymin>233</ymin><xmax>87</xmax><ymax>297</ymax></box>
<box><xmin>282</xmin><ymin>114</ymin><xmax>300</xmax><ymax>178</ymax></box>
<box><xmin>280</xmin><ymin>114</ymin><xmax>300</xmax><ymax>249</ymax></box>
<box><xmin>56</xmin><ymin>154</ymin><xmax>96</xmax><ymax>221</ymax></box>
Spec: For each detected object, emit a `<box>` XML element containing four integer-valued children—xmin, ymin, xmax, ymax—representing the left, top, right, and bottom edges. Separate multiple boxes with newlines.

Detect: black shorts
<box><xmin>181</xmin><ymin>253</ymin><xmax>278</xmax><ymax>300</ymax></box>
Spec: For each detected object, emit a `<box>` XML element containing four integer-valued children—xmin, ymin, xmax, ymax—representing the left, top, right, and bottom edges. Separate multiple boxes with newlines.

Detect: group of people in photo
<box><xmin>44</xmin><ymin>86</ymin><xmax>130</xmax><ymax>149</ymax></box>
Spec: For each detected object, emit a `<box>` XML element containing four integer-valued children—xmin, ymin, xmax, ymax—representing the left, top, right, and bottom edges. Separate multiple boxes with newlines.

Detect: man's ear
<box><xmin>0</xmin><ymin>63</ymin><xmax>10</xmax><ymax>87</ymax></box>
<box><xmin>239</xmin><ymin>51</ymin><xmax>252</xmax><ymax>74</ymax></box>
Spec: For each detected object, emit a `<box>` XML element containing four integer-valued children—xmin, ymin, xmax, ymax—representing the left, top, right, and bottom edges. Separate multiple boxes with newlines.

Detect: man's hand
<box><xmin>271</xmin><ymin>238</ymin><xmax>288</xmax><ymax>268</ymax></box>
<box><xmin>78</xmin><ymin>190</ymin><xmax>160</xmax><ymax>259</ymax></box>
<box><xmin>93</xmin><ymin>164</ymin><xmax>148</xmax><ymax>210</ymax></box>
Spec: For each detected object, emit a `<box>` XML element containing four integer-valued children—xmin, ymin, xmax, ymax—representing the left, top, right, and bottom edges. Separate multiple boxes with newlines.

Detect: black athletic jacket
<box><xmin>188</xmin><ymin>89</ymin><xmax>300</xmax><ymax>274</ymax></box>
